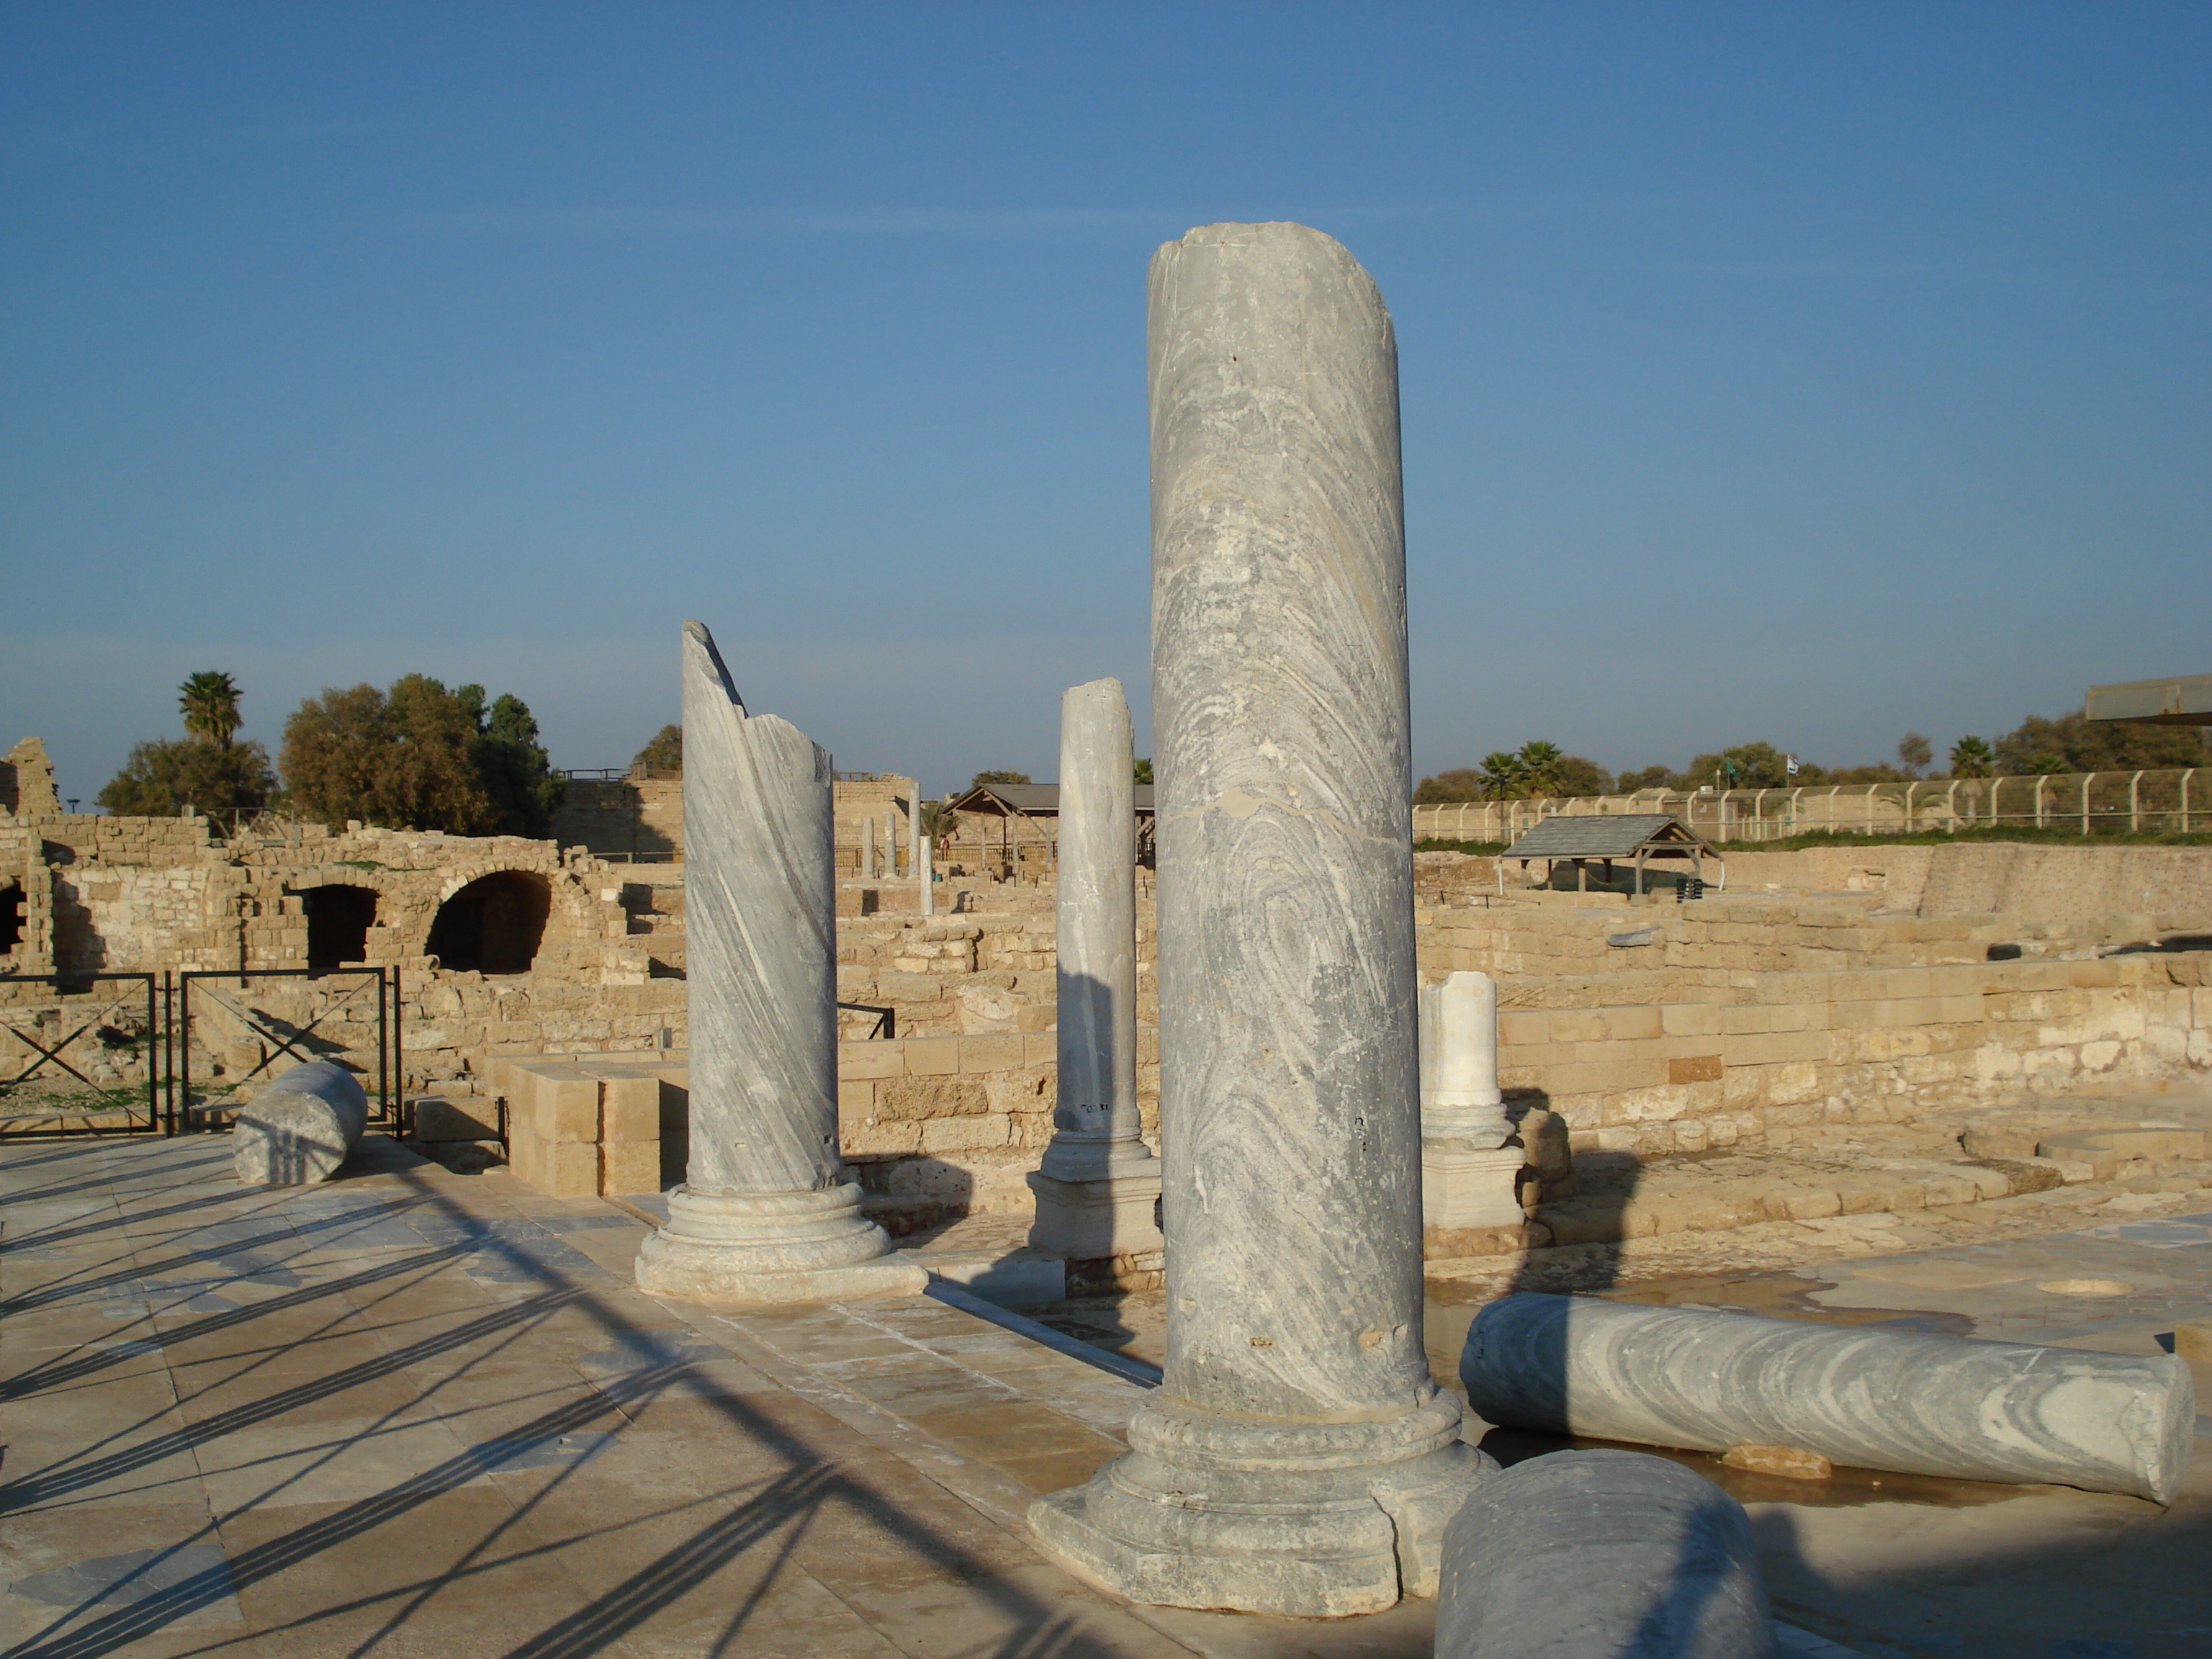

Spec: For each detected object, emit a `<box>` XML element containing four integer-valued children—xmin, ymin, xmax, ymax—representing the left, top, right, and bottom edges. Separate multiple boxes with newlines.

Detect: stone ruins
<box><xmin>4</xmin><ymin>219</ymin><xmax>2208</xmax><ymax>1646</ymax></box>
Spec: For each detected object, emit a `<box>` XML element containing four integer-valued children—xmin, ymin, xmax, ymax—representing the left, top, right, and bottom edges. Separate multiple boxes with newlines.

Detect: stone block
<box><xmin>957</xmin><ymin>1032</ymin><xmax>1025</xmax><ymax>1074</ymax></box>
<box><xmin>1659</xmin><ymin>1002</ymin><xmax>1723</xmax><ymax>1038</ymax></box>
<box><xmin>534</xmin><ymin>1068</ymin><xmax>602</xmax><ymax>1143</ymax></box>
<box><xmin>600</xmin><ymin>1074</ymin><xmax>660</xmax><ymax>1143</ymax></box>
<box><xmin>904</xmin><ymin>1037</ymin><xmax>961</xmax><ymax>1076</ymax></box>
<box><xmin>414</xmin><ymin>1097</ymin><xmax>500</xmax><ymax>1143</ymax></box>
<box><xmin>1667</xmin><ymin>1053</ymin><xmax>1723</xmax><ymax>1084</ymax></box>
<box><xmin>600</xmin><ymin>1140</ymin><xmax>661</xmax><ymax>1196</ymax></box>
<box><xmin>838</xmin><ymin>1043</ymin><xmax>907</xmax><ymax>1081</ymax></box>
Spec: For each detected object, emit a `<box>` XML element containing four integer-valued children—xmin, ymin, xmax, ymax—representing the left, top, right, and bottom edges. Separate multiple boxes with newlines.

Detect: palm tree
<box><xmin>1516</xmin><ymin>740</ymin><xmax>1567</xmax><ymax>798</ymax></box>
<box><xmin>919</xmin><ymin>800</ymin><xmax>963</xmax><ymax>845</ymax></box>
<box><xmin>1948</xmin><ymin>736</ymin><xmax>1995</xmax><ymax>779</ymax></box>
<box><xmin>179</xmin><ymin>671</ymin><xmax>243</xmax><ymax>750</ymax></box>
<box><xmin>1479</xmin><ymin>752</ymin><xmax>1524</xmax><ymax>800</ymax></box>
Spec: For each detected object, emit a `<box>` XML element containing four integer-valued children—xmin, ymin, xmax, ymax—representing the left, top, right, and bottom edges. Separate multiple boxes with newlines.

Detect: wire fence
<box><xmin>1412</xmin><ymin>768</ymin><xmax>2212</xmax><ymax>847</ymax></box>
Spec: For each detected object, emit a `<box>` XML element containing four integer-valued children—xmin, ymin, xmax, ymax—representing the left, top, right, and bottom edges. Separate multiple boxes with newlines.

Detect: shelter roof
<box><xmin>945</xmin><ymin>783</ymin><xmax>1156</xmax><ymax>817</ymax></box>
<box><xmin>2085</xmin><ymin>674</ymin><xmax>2212</xmax><ymax>727</ymax></box>
<box><xmin>1500</xmin><ymin>814</ymin><xmax>1715</xmax><ymax>860</ymax></box>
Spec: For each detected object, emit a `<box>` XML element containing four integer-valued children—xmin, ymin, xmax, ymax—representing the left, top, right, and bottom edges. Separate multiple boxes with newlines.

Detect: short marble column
<box><xmin>1028</xmin><ymin>222</ymin><xmax>1485</xmax><ymax>1617</ymax></box>
<box><xmin>634</xmin><ymin>621</ymin><xmax>926</xmax><ymax>1304</ymax></box>
<box><xmin>919</xmin><ymin>835</ymin><xmax>934</xmax><ymax>916</ymax></box>
<box><xmin>1027</xmin><ymin>677</ymin><xmax>1163</xmax><ymax>1277</ymax></box>
<box><xmin>1419</xmin><ymin>971</ymin><xmax>1526</xmax><ymax>1251</ymax></box>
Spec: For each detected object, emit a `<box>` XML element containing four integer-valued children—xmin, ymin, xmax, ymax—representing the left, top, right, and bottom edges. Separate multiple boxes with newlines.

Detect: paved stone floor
<box><xmin>4</xmin><ymin>1134</ymin><xmax>2208</xmax><ymax>1658</ymax></box>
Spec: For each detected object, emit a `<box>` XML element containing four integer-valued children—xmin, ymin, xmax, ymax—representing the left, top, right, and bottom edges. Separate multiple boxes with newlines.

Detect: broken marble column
<box><xmin>634</xmin><ymin>621</ymin><xmax>926</xmax><ymax>1304</ymax></box>
<box><xmin>917</xmin><ymin>835</ymin><xmax>934</xmax><ymax>916</ymax></box>
<box><xmin>1027</xmin><ymin>677</ymin><xmax>1163</xmax><ymax>1273</ymax></box>
<box><xmin>1436</xmin><ymin>1450</ymin><xmax>1773</xmax><ymax>1659</ymax></box>
<box><xmin>232</xmin><ymin>1060</ymin><xmax>368</xmax><ymax>1185</ymax></box>
<box><xmin>1028</xmin><ymin>222</ymin><xmax>1485</xmax><ymax>1618</ymax></box>
<box><xmin>1419</xmin><ymin>971</ymin><xmax>1524</xmax><ymax>1251</ymax></box>
<box><xmin>860</xmin><ymin>817</ymin><xmax>875</xmax><ymax>879</ymax></box>
<box><xmin>1462</xmin><ymin>1292</ymin><xmax>2196</xmax><ymax>1505</ymax></box>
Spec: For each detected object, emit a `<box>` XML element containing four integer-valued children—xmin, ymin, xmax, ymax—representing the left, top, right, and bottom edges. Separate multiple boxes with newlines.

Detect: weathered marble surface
<box><xmin>920</xmin><ymin>835</ymin><xmax>934</xmax><ymax>917</ymax></box>
<box><xmin>231</xmin><ymin>1061</ymin><xmax>367</xmax><ymax>1185</ymax></box>
<box><xmin>1437</xmin><ymin>1450</ymin><xmax>1773</xmax><ymax>1659</ymax></box>
<box><xmin>1029</xmin><ymin>678</ymin><xmax>1162</xmax><ymax>1261</ymax></box>
<box><xmin>1462</xmin><ymin>1292</ymin><xmax>2195</xmax><ymax>1505</ymax></box>
<box><xmin>634</xmin><ymin>621</ymin><xmax>924</xmax><ymax>1303</ymax></box>
<box><xmin>1028</xmin><ymin>222</ymin><xmax>1484</xmax><ymax>1617</ymax></box>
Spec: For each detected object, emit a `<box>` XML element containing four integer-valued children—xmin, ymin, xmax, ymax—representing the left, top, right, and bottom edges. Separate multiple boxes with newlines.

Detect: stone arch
<box><xmin>426</xmin><ymin>870</ymin><xmax>552</xmax><ymax>974</ymax></box>
<box><xmin>300</xmin><ymin>884</ymin><xmax>378</xmax><ymax>973</ymax></box>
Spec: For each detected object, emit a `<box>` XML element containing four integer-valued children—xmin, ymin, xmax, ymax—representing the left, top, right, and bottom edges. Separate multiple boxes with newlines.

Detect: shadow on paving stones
<box><xmin>2</xmin><ymin>1140</ymin><xmax>1146</xmax><ymax>1659</ymax></box>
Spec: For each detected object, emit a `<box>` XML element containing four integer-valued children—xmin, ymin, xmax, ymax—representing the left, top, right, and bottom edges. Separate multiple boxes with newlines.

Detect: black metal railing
<box><xmin>0</xmin><ymin>972</ymin><xmax>165</xmax><ymax>1138</ymax></box>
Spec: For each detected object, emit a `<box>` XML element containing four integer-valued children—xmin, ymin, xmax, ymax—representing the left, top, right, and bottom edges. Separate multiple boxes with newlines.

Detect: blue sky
<box><xmin>5</xmin><ymin>3</ymin><xmax>2207</xmax><ymax>801</ymax></box>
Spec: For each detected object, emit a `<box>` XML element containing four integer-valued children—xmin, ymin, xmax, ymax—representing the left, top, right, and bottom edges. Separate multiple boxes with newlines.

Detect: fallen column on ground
<box><xmin>634</xmin><ymin>619</ymin><xmax>926</xmax><ymax>1304</ymax></box>
<box><xmin>1027</xmin><ymin>676</ymin><xmax>1163</xmax><ymax>1285</ymax></box>
<box><xmin>1435</xmin><ymin>1449</ymin><xmax>1773</xmax><ymax>1659</ymax></box>
<box><xmin>1461</xmin><ymin>1292</ymin><xmax>2195</xmax><ymax>1505</ymax></box>
<box><xmin>1419</xmin><ymin>970</ymin><xmax>1524</xmax><ymax>1251</ymax></box>
<box><xmin>1028</xmin><ymin>221</ymin><xmax>1486</xmax><ymax>1617</ymax></box>
<box><xmin>232</xmin><ymin>1060</ymin><xmax>369</xmax><ymax>1185</ymax></box>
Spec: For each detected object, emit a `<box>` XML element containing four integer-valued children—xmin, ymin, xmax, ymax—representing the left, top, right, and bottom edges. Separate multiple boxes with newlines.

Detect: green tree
<box><xmin>468</xmin><ymin>688</ymin><xmax>565</xmax><ymax>837</ymax></box>
<box><xmin>1132</xmin><ymin>757</ymin><xmax>1154</xmax><ymax>785</ymax></box>
<box><xmin>98</xmin><ymin>739</ymin><xmax>275</xmax><ymax>824</ymax></box>
<box><xmin>1948</xmin><ymin>735</ymin><xmax>1995</xmax><ymax>778</ymax></box>
<box><xmin>1514</xmin><ymin>741</ymin><xmax>1566</xmax><ymax>796</ymax></box>
<box><xmin>632</xmin><ymin>724</ymin><xmax>683</xmax><ymax>774</ymax></box>
<box><xmin>1896</xmin><ymin>732</ymin><xmax>1933</xmax><ymax>778</ymax></box>
<box><xmin>1614</xmin><ymin>765</ymin><xmax>1677</xmax><ymax>794</ymax></box>
<box><xmin>1553</xmin><ymin>755</ymin><xmax>1612</xmax><ymax>798</ymax></box>
<box><xmin>971</xmin><ymin>769</ymin><xmax>1031</xmax><ymax>787</ymax></box>
<box><xmin>280</xmin><ymin>675</ymin><xmax>562</xmax><ymax>834</ymax></box>
<box><xmin>1413</xmin><ymin>768</ymin><xmax>1487</xmax><ymax>804</ymax></box>
<box><xmin>1993</xmin><ymin>709</ymin><xmax>2208</xmax><ymax>776</ymax></box>
<box><xmin>1480</xmin><ymin>752</ymin><xmax>1524</xmax><ymax>799</ymax></box>
<box><xmin>178</xmin><ymin>671</ymin><xmax>243</xmax><ymax>749</ymax></box>
<box><xmin>919</xmin><ymin>799</ymin><xmax>962</xmax><ymax>844</ymax></box>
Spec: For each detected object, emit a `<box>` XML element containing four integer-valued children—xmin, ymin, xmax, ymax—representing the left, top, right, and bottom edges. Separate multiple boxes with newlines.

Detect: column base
<box><xmin>1026</xmin><ymin>1162</ymin><xmax>1164</xmax><ymax>1261</ymax></box>
<box><xmin>1028</xmin><ymin>1388</ymin><xmax>1491</xmax><ymax>1617</ymax></box>
<box><xmin>1422</xmin><ymin>1141</ymin><xmax>1527</xmax><ymax>1235</ymax></box>
<box><xmin>634</xmin><ymin>1181</ymin><xmax>928</xmax><ymax>1304</ymax></box>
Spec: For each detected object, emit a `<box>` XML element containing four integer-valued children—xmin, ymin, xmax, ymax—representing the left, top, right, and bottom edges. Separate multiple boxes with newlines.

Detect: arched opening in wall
<box><xmin>301</xmin><ymin>884</ymin><xmax>378</xmax><ymax>973</ymax></box>
<box><xmin>0</xmin><ymin>881</ymin><xmax>23</xmax><ymax>953</ymax></box>
<box><xmin>426</xmin><ymin>871</ymin><xmax>551</xmax><ymax>975</ymax></box>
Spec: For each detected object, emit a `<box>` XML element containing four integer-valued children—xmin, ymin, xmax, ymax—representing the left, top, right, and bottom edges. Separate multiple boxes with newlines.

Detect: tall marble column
<box><xmin>860</xmin><ymin>817</ymin><xmax>875</xmax><ymax>879</ymax></box>
<box><xmin>919</xmin><ymin>835</ymin><xmax>934</xmax><ymax>916</ymax></box>
<box><xmin>634</xmin><ymin>621</ymin><xmax>926</xmax><ymax>1304</ymax></box>
<box><xmin>1028</xmin><ymin>677</ymin><xmax>1163</xmax><ymax>1272</ymax></box>
<box><xmin>1419</xmin><ymin>971</ymin><xmax>1526</xmax><ymax>1251</ymax></box>
<box><xmin>1028</xmin><ymin>223</ymin><xmax>1485</xmax><ymax>1617</ymax></box>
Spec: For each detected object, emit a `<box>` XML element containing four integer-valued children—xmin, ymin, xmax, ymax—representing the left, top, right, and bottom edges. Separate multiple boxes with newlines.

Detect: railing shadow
<box><xmin>5</xmin><ymin>1138</ymin><xmax>1156</xmax><ymax>1659</ymax></box>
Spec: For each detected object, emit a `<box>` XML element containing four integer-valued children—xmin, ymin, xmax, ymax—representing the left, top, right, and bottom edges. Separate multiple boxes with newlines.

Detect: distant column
<box><xmin>1028</xmin><ymin>677</ymin><xmax>1162</xmax><ymax>1277</ymax></box>
<box><xmin>1419</xmin><ymin>971</ymin><xmax>1525</xmax><ymax>1252</ymax></box>
<box><xmin>919</xmin><ymin>835</ymin><xmax>934</xmax><ymax>917</ymax></box>
<box><xmin>860</xmin><ymin>814</ymin><xmax>875</xmax><ymax>879</ymax></box>
<box><xmin>633</xmin><ymin>621</ymin><xmax>925</xmax><ymax>1304</ymax></box>
<box><xmin>1028</xmin><ymin>222</ymin><xmax>1485</xmax><ymax>1616</ymax></box>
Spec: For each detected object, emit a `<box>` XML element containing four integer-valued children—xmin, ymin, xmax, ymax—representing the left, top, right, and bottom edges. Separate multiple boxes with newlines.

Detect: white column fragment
<box><xmin>919</xmin><ymin>835</ymin><xmax>934</xmax><ymax>916</ymax></box>
<box><xmin>1028</xmin><ymin>677</ymin><xmax>1163</xmax><ymax>1267</ymax></box>
<box><xmin>1028</xmin><ymin>222</ymin><xmax>1485</xmax><ymax>1617</ymax></box>
<box><xmin>1419</xmin><ymin>971</ymin><xmax>1525</xmax><ymax>1246</ymax></box>
<box><xmin>860</xmin><ymin>816</ymin><xmax>875</xmax><ymax>879</ymax></box>
<box><xmin>633</xmin><ymin>621</ymin><xmax>925</xmax><ymax>1304</ymax></box>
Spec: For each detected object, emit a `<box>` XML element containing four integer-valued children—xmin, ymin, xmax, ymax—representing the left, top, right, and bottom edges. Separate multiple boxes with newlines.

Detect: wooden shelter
<box><xmin>939</xmin><ymin>783</ymin><xmax>1158</xmax><ymax>876</ymax></box>
<box><xmin>1498</xmin><ymin>813</ymin><xmax>1721</xmax><ymax>895</ymax></box>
